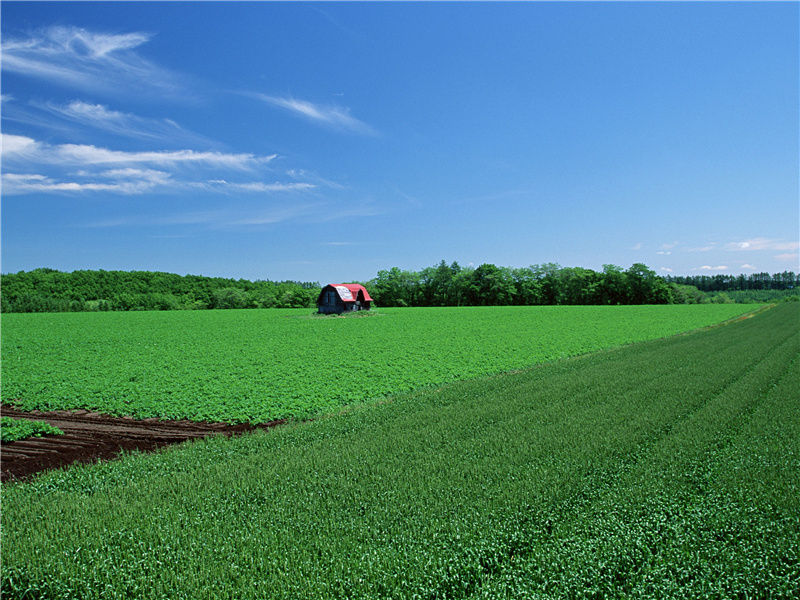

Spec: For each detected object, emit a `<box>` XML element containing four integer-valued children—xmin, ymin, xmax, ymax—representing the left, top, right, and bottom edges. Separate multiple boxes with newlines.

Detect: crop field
<box><xmin>1</xmin><ymin>303</ymin><xmax>797</xmax><ymax>599</ymax></box>
<box><xmin>1</xmin><ymin>304</ymin><xmax>755</xmax><ymax>423</ymax></box>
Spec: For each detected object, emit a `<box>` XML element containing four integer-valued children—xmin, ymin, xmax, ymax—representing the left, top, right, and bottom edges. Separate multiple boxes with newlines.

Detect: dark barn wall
<box><xmin>317</xmin><ymin>286</ymin><xmax>348</xmax><ymax>314</ymax></box>
<box><xmin>317</xmin><ymin>285</ymin><xmax>371</xmax><ymax>314</ymax></box>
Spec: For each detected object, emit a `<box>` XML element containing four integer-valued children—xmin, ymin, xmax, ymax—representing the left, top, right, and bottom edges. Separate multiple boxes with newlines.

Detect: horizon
<box><xmin>2</xmin><ymin>2</ymin><xmax>798</xmax><ymax>283</ymax></box>
<box><xmin>2</xmin><ymin>259</ymin><xmax>797</xmax><ymax>285</ymax></box>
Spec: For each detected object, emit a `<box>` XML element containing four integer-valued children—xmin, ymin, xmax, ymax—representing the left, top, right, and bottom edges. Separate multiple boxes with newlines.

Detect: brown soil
<box><xmin>0</xmin><ymin>405</ymin><xmax>285</xmax><ymax>482</ymax></box>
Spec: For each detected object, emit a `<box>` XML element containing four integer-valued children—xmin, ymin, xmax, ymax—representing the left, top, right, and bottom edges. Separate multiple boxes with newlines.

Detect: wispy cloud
<box><xmin>1</xmin><ymin>134</ymin><xmax>275</xmax><ymax>170</ymax></box>
<box><xmin>660</xmin><ymin>241</ymin><xmax>679</xmax><ymax>250</ymax></box>
<box><xmin>84</xmin><ymin>211</ymin><xmax>226</xmax><ymax>228</ymax></box>
<box><xmin>29</xmin><ymin>101</ymin><xmax>210</xmax><ymax>145</ymax></box>
<box><xmin>694</xmin><ymin>265</ymin><xmax>729</xmax><ymax>271</ymax></box>
<box><xmin>206</xmin><ymin>180</ymin><xmax>315</xmax><ymax>193</ymax></box>
<box><xmin>775</xmin><ymin>253</ymin><xmax>799</xmax><ymax>262</ymax></box>
<box><xmin>1</xmin><ymin>26</ymin><xmax>184</xmax><ymax>97</ymax></box>
<box><xmin>84</xmin><ymin>204</ymin><xmax>322</xmax><ymax>229</ymax></box>
<box><xmin>2</xmin><ymin>172</ymin><xmax>159</xmax><ymax>194</ymax></box>
<box><xmin>313</xmin><ymin>203</ymin><xmax>382</xmax><ymax>222</ymax></box>
<box><xmin>724</xmin><ymin>237</ymin><xmax>799</xmax><ymax>252</ymax></box>
<box><xmin>0</xmin><ymin>134</ymin><xmax>325</xmax><ymax>196</ymax></box>
<box><xmin>656</xmin><ymin>251</ymin><xmax>671</xmax><ymax>256</ymax></box>
<box><xmin>254</xmin><ymin>94</ymin><xmax>376</xmax><ymax>135</ymax></box>
<box><xmin>659</xmin><ymin>267</ymin><xmax>673</xmax><ymax>272</ymax></box>
<box><xmin>630</xmin><ymin>242</ymin><xmax>643</xmax><ymax>251</ymax></box>
<box><xmin>687</xmin><ymin>244</ymin><xmax>717</xmax><ymax>252</ymax></box>
<box><xmin>286</xmin><ymin>168</ymin><xmax>345</xmax><ymax>190</ymax></box>
<box><xmin>740</xmin><ymin>264</ymin><xmax>756</xmax><ymax>270</ymax></box>
<box><xmin>3</xmin><ymin>171</ymin><xmax>318</xmax><ymax>197</ymax></box>
<box><xmin>83</xmin><ymin>199</ymin><xmax>380</xmax><ymax>230</ymax></box>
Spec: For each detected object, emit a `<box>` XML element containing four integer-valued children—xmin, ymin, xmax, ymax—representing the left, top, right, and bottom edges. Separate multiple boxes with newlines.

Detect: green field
<box><xmin>1</xmin><ymin>304</ymin><xmax>755</xmax><ymax>423</ymax></box>
<box><xmin>2</xmin><ymin>303</ymin><xmax>797</xmax><ymax>599</ymax></box>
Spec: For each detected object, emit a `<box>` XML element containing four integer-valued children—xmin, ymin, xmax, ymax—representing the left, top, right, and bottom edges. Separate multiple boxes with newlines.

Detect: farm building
<box><xmin>317</xmin><ymin>284</ymin><xmax>372</xmax><ymax>314</ymax></box>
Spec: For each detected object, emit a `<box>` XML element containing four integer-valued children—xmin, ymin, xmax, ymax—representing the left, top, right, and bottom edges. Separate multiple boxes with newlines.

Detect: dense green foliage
<box><xmin>2</xmin><ymin>305</ymin><xmax>753</xmax><ymax>423</ymax></box>
<box><xmin>2</xmin><ymin>303</ymin><xmax>797</xmax><ymax>599</ymax></box>
<box><xmin>703</xmin><ymin>288</ymin><xmax>800</xmax><ymax>304</ymax></box>
<box><xmin>0</xmin><ymin>268</ymin><xmax>319</xmax><ymax>313</ymax></box>
<box><xmin>367</xmin><ymin>262</ymin><xmax>676</xmax><ymax>306</ymax></box>
<box><xmin>666</xmin><ymin>270</ymin><xmax>799</xmax><ymax>292</ymax></box>
<box><xmin>0</xmin><ymin>262</ymin><xmax>744</xmax><ymax>313</ymax></box>
<box><xmin>0</xmin><ymin>417</ymin><xmax>63</xmax><ymax>443</ymax></box>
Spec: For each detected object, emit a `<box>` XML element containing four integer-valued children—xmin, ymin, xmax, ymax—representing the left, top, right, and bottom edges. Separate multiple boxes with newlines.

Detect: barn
<box><xmin>317</xmin><ymin>284</ymin><xmax>372</xmax><ymax>314</ymax></box>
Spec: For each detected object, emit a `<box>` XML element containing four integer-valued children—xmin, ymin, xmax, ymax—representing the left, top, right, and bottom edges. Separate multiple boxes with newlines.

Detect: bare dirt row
<box><xmin>1</xmin><ymin>405</ymin><xmax>284</xmax><ymax>482</ymax></box>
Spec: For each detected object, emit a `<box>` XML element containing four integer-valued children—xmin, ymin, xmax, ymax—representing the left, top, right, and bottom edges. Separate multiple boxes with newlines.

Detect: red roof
<box><xmin>321</xmin><ymin>283</ymin><xmax>372</xmax><ymax>303</ymax></box>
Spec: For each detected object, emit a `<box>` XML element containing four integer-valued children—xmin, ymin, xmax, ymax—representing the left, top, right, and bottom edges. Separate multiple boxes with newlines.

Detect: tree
<box><xmin>466</xmin><ymin>264</ymin><xmax>517</xmax><ymax>306</ymax></box>
<box><xmin>211</xmin><ymin>288</ymin><xmax>247</xmax><ymax>310</ymax></box>
<box><xmin>625</xmin><ymin>263</ymin><xmax>673</xmax><ymax>304</ymax></box>
<box><xmin>368</xmin><ymin>267</ymin><xmax>420</xmax><ymax>307</ymax></box>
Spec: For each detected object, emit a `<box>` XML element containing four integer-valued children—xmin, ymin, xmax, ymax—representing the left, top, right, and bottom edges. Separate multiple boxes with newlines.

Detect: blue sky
<box><xmin>2</xmin><ymin>2</ymin><xmax>798</xmax><ymax>283</ymax></box>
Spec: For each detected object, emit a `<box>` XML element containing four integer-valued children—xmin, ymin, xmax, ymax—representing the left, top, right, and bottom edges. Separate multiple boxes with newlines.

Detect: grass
<box><xmin>1</xmin><ymin>303</ymin><xmax>797</xmax><ymax>599</ymax></box>
<box><xmin>0</xmin><ymin>417</ymin><xmax>63</xmax><ymax>443</ymax></box>
<box><xmin>1</xmin><ymin>304</ymin><xmax>756</xmax><ymax>423</ymax></box>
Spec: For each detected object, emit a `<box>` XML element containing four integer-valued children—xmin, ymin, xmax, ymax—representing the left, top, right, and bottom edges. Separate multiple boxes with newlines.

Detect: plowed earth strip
<box><xmin>0</xmin><ymin>405</ymin><xmax>284</xmax><ymax>482</ymax></box>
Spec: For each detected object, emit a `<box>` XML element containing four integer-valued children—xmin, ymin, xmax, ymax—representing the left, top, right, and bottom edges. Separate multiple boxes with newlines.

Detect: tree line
<box><xmin>0</xmin><ymin>269</ymin><xmax>319</xmax><ymax>313</ymax></box>
<box><xmin>2</xmin><ymin>263</ymin><xmax>796</xmax><ymax>313</ymax></box>
<box><xmin>664</xmin><ymin>272</ymin><xmax>798</xmax><ymax>292</ymax></box>
<box><xmin>366</xmin><ymin>262</ymin><xmax>675</xmax><ymax>307</ymax></box>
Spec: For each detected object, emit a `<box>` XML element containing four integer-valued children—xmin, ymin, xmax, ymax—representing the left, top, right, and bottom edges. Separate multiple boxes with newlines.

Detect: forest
<box><xmin>1</xmin><ymin>263</ymin><xmax>797</xmax><ymax>312</ymax></box>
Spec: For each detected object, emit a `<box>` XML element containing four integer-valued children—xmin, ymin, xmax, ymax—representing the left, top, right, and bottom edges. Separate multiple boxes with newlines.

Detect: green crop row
<box><xmin>0</xmin><ymin>417</ymin><xmax>63</xmax><ymax>444</ymax></box>
<box><xmin>2</xmin><ymin>303</ymin><xmax>796</xmax><ymax>599</ymax></box>
<box><xmin>1</xmin><ymin>304</ymin><xmax>755</xmax><ymax>423</ymax></box>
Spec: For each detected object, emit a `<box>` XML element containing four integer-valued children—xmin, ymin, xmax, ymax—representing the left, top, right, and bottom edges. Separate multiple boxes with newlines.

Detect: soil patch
<box><xmin>0</xmin><ymin>405</ymin><xmax>284</xmax><ymax>482</ymax></box>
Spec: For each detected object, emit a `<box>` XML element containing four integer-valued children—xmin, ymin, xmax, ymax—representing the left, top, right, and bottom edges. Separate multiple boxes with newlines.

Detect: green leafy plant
<box><xmin>1</xmin><ymin>305</ymin><xmax>757</xmax><ymax>423</ymax></box>
<box><xmin>1</xmin><ymin>417</ymin><xmax>63</xmax><ymax>443</ymax></box>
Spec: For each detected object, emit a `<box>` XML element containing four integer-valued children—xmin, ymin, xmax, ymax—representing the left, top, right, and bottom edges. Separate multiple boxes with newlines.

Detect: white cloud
<box><xmin>83</xmin><ymin>199</ymin><xmax>378</xmax><ymax>230</ymax></box>
<box><xmin>687</xmin><ymin>244</ymin><xmax>716</xmax><ymax>252</ymax></box>
<box><xmin>2</xmin><ymin>172</ymin><xmax>157</xmax><ymax>194</ymax></box>
<box><xmin>35</xmin><ymin>101</ymin><xmax>209</xmax><ymax>144</ymax></box>
<box><xmin>660</xmin><ymin>241</ymin><xmax>679</xmax><ymax>250</ymax></box>
<box><xmin>286</xmin><ymin>168</ymin><xmax>345</xmax><ymax>190</ymax></box>
<box><xmin>694</xmin><ymin>265</ymin><xmax>729</xmax><ymax>271</ymax></box>
<box><xmin>656</xmin><ymin>251</ymin><xmax>671</xmax><ymax>255</ymax></box>
<box><xmin>1</xmin><ymin>133</ymin><xmax>39</xmax><ymax>156</ymax></box>
<box><xmin>255</xmin><ymin>94</ymin><xmax>375</xmax><ymax>135</ymax></box>
<box><xmin>58</xmin><ymin>144</ymin><xmax>274</xmax><ymax>169</ymax></box>
<box><xmin>2</xmin><ymin>173</ymin><xmax>49</xmax><ymax>183</ymax></box>
<box><xmin>660</xmin><ymin>267</ymin><xmax>673</xmax><ymax>272</ymax></box>
<box><xmin>740</xmin><ymin>264</ymin><xmax>756</xmax><ymax>270</ymax></box>
<box><xmin>1</xmin><ymin>134</ymin><xmax>275</xmax><ymax>170</ymax></box>
<box><xmin>775</xmin><ymin>253</ymin><xmax>799</xmax><ymax>262</ymax></box>
<box><xmin>630</xmin><ymin>242</ymin><xmax>642</xmax><ymax>250</ymax></box>
<box><xmin>2</xmin><ymin>171</ymin><xmax>320</xmax><ymax>197</ymax></box>
<box><xmin>97</xmin><ymin>168</ymin><xmax>171</xmax><ymax>182</ymax></box>
<box><xmin>0</xmin><ymin>136</ymin><xmax>328</xmax><ymax>197</ymax></box>
<box><xmin>1</xmin><ymin>26</ymin><xmax>182</xmax><ymax>97</ymax></box>
<box><xmin>724</xmin><ymin>238</ymin><xmax>799</xmax><ymax>252</ymax></box>
<box><xmin>218</xmin><ymin>181</ymin><xmax>315</xmax><ymax>192</ymax></box>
